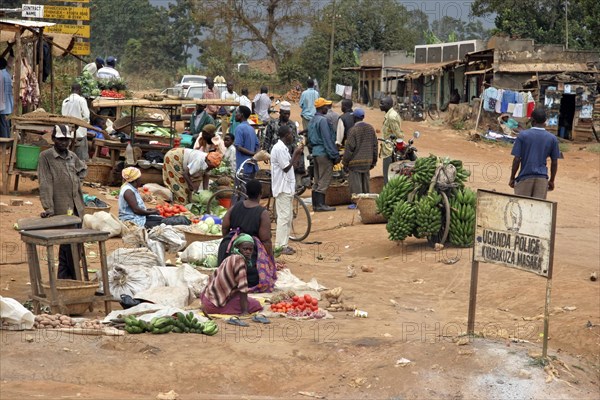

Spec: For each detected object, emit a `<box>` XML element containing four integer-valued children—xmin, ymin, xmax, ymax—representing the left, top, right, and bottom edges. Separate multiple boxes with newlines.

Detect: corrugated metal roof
<box><xmin>496</xmin><ymin>63</ymin><xmax>594</xmax><ymax>73</ymax></box>
<box><xmin>392</xmin><ymin>61</ymin><xmax>458</xmax><ymax>71</ymax></box>
<box><xmin>0</xmin><ymin>18</ymin><xmax>56</xmax><ymax>28</ymax></box>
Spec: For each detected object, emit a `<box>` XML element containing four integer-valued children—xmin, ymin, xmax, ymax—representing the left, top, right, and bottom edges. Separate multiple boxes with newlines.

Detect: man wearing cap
<box><xmin>38</xmin><ymin>125</ymin><xmax>87</xmax><ymax>280</ymax></box>
<box><xmin>379</xmin><ymin>96</ymin><xmax>402</xmax><ymax>184</ymax></box>
<box><xmin>96</xmin><ymin>56</ymin><xmax>120</xmax><ymax>79</ymax></box>
<box><xmin>61</xmin><ymin>83</ymin><xmax>91</xmax><ymax>162</ymax></box>
<box><xmin>308</xmin><ymin>97</ymin><xmax>339</xmax><ymax>212</ymax></box>
<box><xmin>82</xmin><ymin>57</ymin><xmax>104</xmax><ymax>77</ymax></box>
<box><xmin>300</xmin><ymin>78</ymin><xmax>319</xmax><ymax>130</ymax></box>
<box><xmin>343</xmin><ymin>109</ymin><xmax>378</xmax><ymax>207</ymax></box>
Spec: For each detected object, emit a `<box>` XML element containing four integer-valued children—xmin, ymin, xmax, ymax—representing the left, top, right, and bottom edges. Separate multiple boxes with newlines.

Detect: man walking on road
<box><xmin>343</xmin><ymin>108</ymin><xmax>378</xmax><ymax>208</ymax></box>
<box><xmin>38</xmin><ymin>125</ymin><xmax>87</xmax><ymax>279</ymax></box>
<box><xmin>271</xmin><ymin>125</ymin><xmax>304</xmax><ymax>255</ymax></box>
<box><xmin>308</xmin><ymin>97</ymin><xmax>339</xmax><ymax>212</ymax></box>
<box><xmin>61</xmin><ymin>83</ymin><xmax>90</xmax><ymax>162</ymax></box>
<box><xmin>299</xmin><ymin>78</ymin><xmax>319</xmax><ymax>130</ymax></box>
<box><xmin>509</xmin><ymin>108</ymin><xmax>560</xmax><ymax>199</ymax></box>
<box><xmin>379</xmin><ymin>96</ymin><xmax>402</xmax><ymax>184</ymax></box>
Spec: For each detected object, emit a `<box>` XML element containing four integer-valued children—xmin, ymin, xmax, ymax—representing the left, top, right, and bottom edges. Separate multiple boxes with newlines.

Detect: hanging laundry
<box><xmin>335</xmin><ymin>84</ymin><xmax>345</xmax><ymax>97</ymax></box>
<box><xmin>483</xmin><ymin>87</ymin><xmax>498</xmax><ymax>112</ymax></box>
<box><xmin>343</xmin><ymin>85</ymin><xmax>352</xmax><ymax>99</ymax></box>
<box><xmin>495</xmin><ymin>89</ymin><xmax>503</xmax><ymax>113</ymax></box>
<box><xmin>507</xmin><ymin>103</ymin><xmax>516</xmax><ymax>114</ymax></box>
<box><xmin>513</xmin><ymin>103</ymin><xmax>524</xmax><ymax>118</ymax></box>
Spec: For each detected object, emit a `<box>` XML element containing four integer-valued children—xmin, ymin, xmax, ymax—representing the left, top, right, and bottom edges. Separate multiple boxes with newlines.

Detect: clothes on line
<box><xmin>482</xmin><ymin>86</ymin><xmax>535</xmax><ymax>118</ymax></box>
<box><xmin>335</xmin><ymin>84</ymin><xmax>353</xmax><ymax>99</ymax></box>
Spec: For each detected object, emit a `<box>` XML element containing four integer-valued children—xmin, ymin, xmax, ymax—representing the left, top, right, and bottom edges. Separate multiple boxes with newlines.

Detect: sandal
<box><xmin>226</xmin><ymin>316</ymin><xmax>249</xmax><ymax>327</ymax></box>
<box><xmin>252</xmin><ymin>314</ymin><xmax>271</xmax><ymax>324</ymax></box>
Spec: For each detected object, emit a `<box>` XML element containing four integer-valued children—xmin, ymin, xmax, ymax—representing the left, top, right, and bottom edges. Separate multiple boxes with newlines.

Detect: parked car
<box><xmin>180</xmin><ymin>83</ymin><xmax>227</xmax><ymax>121</ymax></box>
<box><xmin>180</xmin><ymin>75</ymin><xmax>207</xmax><ymax>90</ymax></box>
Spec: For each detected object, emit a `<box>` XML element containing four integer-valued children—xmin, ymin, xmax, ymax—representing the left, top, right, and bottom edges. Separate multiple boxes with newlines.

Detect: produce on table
<box><xmin>135</xmin><ymin>123</ymin><xmax>171</xmax><ymax>137</ymax></box>
<box><xmin>33</xmin><ymin>314</ymin><xmax>76</xmax><ymax>329</ymax></box>
<box><xmin>75</xmin><ymin>70</ymin><xmax>100</xmax><ymax>98</ymax></box>
<box><xmin>123</xmin><ymin>313</ymin><xmax>218</xmax><ymax>336</ymax></box>
<box><xmin>381</xmin><ymin>154</ymin><xmax>474</xmax><ymax>246</ymax></box>
<box><xmin>100</xmin><ymin>89</ymin><xmax>125</xmax><ymax>99</ymax></box>
<box><xmin>156</xmin><ymin>203</ymin><xmax>189</xmax><ymax>218</ymax></box>
<box><xmin>270</xmin><ymin>294</ymin><xmax>325</xmax><ymax>318</ymax></box>
<box><xmin>448</xmin><ymin>188</ymin><xmax>477</xmax><ymax>247</ymax></box>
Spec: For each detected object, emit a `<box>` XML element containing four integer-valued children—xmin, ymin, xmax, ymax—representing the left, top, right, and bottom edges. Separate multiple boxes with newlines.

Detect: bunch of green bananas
<box><xmin>171</xmin><ymin>312</ymin><xmax>219</xmax><ymax>336</ymax></box>
<box><xmin>201</xmin><ymin>320</ymin><xmax>219</xmax><ymax>336</ymax></box>
<box><xmin>124</xmin><ymin>315</ymin><xmax>174</xmax><ymax>334</ymax></box>
<box><xmin>449</xmin><ymin>159</ymin><xmax>471</xmax><ymax>187</ymax></box>
<box><xmin>376</xmin><ymin>175</ymin><xmax>414</xmax><ymax>219</ymax></box>
<box><xmin>415</xmin><ymin>191</ymin><xmax>442</xmax><ymax>239</ymax></box>
<box><xmin>412</xmin><ymin>155</ymin><xmax>438</xmax><ymax>186</ymax></box>
<box><xmin>386</xmin><ymin>200</ymin><xmax>416</xmax><ymax>241</ymax></box>
<box><xmin>449</xmin><ymin>188</ymin><xmax>477</xmax><ymax>247</ymax></box>
<box><xmin>123</xmin><ymin>315</ymin><xmax>149</xmax><ymax>334</ymax></box>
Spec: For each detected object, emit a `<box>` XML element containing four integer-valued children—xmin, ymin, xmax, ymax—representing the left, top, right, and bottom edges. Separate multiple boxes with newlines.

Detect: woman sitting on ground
<box><xmin>217</xmin><ymin>179</ymin><xmax>276</xmax><ymax>293</ymax></box>
<box><xmin>200</xmin><ymin>234</ymin><xmax>264</xmax><ymax>315</ymax></box>
<box><xmin>118</xmin><ymin>167</ymin><xmax>189</xmax><ymax>229</ymax></box>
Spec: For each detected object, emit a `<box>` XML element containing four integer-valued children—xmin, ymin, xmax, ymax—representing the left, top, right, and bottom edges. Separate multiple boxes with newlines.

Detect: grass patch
<box><xmin>585</xmin><ymin>144</ymin><xmax>600</xmax><ymax>153</ymax></box>
<box><xmin>559</xmin><ymin>142</ymin><xmax>570</xmax><ymax>153</ymax></box>
<box><xmin>452</xmin><ymin>120</ymin><xmax>467</xmax><ymax>130</ymax></box>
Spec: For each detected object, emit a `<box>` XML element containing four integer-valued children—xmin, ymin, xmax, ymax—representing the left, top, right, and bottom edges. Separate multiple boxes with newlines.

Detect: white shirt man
<box><xmin>270</xmin><ymin>125</ymin><xmax>303</xmax><ymax>254</ymax></box>
<box><xmin>253</xmin><ymin>88</ymin><xmax>271</xmax><ymax>122</ymax></box>
<box><xmin>61</xmin><ymin>86</ymin><xmax>90</xmax><ymax>161</ymax></box>
<box><xmin>96</xmin><ymin>56</ymin><xmax>120</xmax><ymax>79</ymax></box>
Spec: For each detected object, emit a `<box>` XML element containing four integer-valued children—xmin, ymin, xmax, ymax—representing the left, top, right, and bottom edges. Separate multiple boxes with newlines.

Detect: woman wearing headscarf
<box><xmin>192</xmin><ymin>124</ymin><xmax>226</xmax><ymax>190</ymax></box>
<box><xmin>162</xmin><ymin>147</ymin><xmax>222</xmax><ymax>204</ymax></box>
<box><xmin>119</xmin><ymin>167</ymin><xmax>190</xmax><ymax>229</ymax></box>
<box><xmin>200</xmin><ymin>234</ymin><xmax>264</xmax><ymax>315</ymax></box>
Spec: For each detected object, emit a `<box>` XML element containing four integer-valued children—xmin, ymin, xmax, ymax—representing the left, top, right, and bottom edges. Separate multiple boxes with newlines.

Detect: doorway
<box><xmin>558</xmin><ymin>94</ymin><xmax>576</xmax><ymax>140</ymax></box>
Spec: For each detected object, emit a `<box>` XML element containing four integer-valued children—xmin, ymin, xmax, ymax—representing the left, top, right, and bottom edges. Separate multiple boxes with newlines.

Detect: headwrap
<box><xmin>122</xmin><ymin>167</ymin><xmax>142</xmax><ymax>183</ymax></box>
<box><xmin>53</xmin><ymin>124</ymin><xmax>73</xmax><ymax>139</ymax></box>
<box><xmin>279</xmin><ymin>101</ymin><xmax>291</xmax><ymax>111</ymax></box>
<box><xmin>206</xmin><ymin>151</ymin><xmax>222</xmax><ymax>167</ymax></box>
<box><xmin>231</xmin><ymin>233</ymin><xmax>255</xmax><ymax>263</ymax></box>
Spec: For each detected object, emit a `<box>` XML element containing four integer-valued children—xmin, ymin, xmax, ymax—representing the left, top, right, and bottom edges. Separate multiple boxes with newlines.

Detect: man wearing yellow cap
<box><xmin>308</xmin><ymin>97</ymin><xmax>339</xmax><ymax>212</ymax></box>
<box><xmin>38</xmin><ymin>125</ymin><xmax>87</xmax><ymax>279</ymax></box>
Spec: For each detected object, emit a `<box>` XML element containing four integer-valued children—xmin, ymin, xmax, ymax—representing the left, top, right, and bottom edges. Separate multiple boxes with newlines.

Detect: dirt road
<box><xmin>1</xmin><ymin>103</ymin><xmax>599</xmax><ymax>399</ymax></box>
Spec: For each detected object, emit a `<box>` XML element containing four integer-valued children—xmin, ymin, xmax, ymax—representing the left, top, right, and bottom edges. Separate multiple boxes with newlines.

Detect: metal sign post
<box><xmin>467</xmin><ymin>189</ymin><xmax>557</xmax><ymax>359</ymax></box>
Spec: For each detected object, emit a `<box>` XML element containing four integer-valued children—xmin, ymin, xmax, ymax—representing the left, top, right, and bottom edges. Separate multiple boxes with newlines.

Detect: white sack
<box><xmin>134</xmin><ymin>286</ymin><xmax>190</xmax><ymax>309</ymax></box>
<box><xmin>147</xmin><ymin>238</ymin><xmax>166</xmax><ymax>266</ymax></box>
<box><xmin>105</xmin><ymin>264</ymin><xmax>167</xmax><ymax>301</ymax></box>
<box><xmin>82</xmin><ymin>211</ymin><xmax>126</xmax><ymax>238</ymax></box>
<box><xmin>0</xmin><ymin>296</ymin><xmax>35</xmax><ymax>330</ymax></box>
<box><xmin>142</xmin><ymin>183</ymin><xmax>172</xmax><ymax>202</ymax></box>
<box><xmin>148</xmin><ymin>224</ymin><xmax>186</xmax><ymax>252</ymax></box>
<box><xmin>159</xmin><ymin>265</ymin><xmax>209</xmax><ymax>300</ymax></box>
<box><xmin>107</xmin><ymin>248</ymin><xmax>161</xmax><ymax>270</ymax></box>
<box><xmin>274</xmin><ymin>268</ymin><xmax>327</xmax><ymax>293</ymax></box>
<box><xmin>179</xmin><ymin>239</ymin><xmax>222</xmax><ymax>263</ymax></box>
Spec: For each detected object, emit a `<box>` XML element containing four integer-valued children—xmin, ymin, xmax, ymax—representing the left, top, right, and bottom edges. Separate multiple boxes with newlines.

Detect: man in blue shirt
<box><xmin>0</xmin><ymin>58</ymin><xmax>13</xmax><ymax>138</ymax></box>
<box><xmin>308</xmin><ymin>97</ymin><xmax>339</xmax><ymax>212</ymax></box>
<box><xmin>234</xmin><ymin>105</ymin><xmax>259</xmax><ymax>180</ymax></box>
<box><xmin>299</xmin><ymin>78</ymin><xmax>319</xmax><ymax>131</ymax></box>
<box><xmin>509</xmin><ymin>108</ymin><xmax>560</xmax><ymax>199</ymax></box>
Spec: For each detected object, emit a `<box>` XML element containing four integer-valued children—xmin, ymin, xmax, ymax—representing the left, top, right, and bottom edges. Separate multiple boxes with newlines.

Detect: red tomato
<box><xmin>292</xmin><ymin>295</ymin><xmax>299</xmax><ymax>302</ymax></box>
<box><xmin>298</xmin><ymin>305</ymin><xmax>306</xmax><ymax>311</ymax></box>
<box><xmin>311</xmin><ymin>299</ymin><xmax>318</xmax><ymax>306</ymax></box>
<box><xmin>304</xmin><ymin>294</ymin><xmax>312</xmax><ymax>302</ymax></box>
<box><xmin>298</xmin><ymin>298</ymin><xmax>305</xmax><ymax>305</ymax></box>
<box><xmin>310</xmin><ymin>305</ymin><xmax>318</xmax><ymax>311</ymax></box>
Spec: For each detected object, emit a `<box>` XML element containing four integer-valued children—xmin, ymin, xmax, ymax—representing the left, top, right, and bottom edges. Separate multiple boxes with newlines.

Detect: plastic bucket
<box><xmin>16</xmin><ymin>145</ymin><xmax>41</xmax><ymax>171</ymax></box>
<box><xmin>218</xmin><ymin>197</ymin><xmax>231</xmax><ymax>208</ymax></box>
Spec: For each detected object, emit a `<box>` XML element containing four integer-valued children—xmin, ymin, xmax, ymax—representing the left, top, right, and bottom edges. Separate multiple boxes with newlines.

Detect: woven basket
<box><xmin>184</xmin><ymin>231</ymin><xmax>222</xmax><ymax>247</ymax></box>
<box><xmin>41</xmin><ymin>279</ymin><xmax>98</xmax><ymax>315</ymax></box>
<box><xmin>370</xmin><ymin>176</ymin><xmax>384</xmax><ymax>194</ymax></box>
<box><xmin>356</xmin><ymin>195</ymin><xmax>387</xmax><ymax>224</ymax></box>
<box><xmin>84</xmin><ymin>162</ymin><xmax>112</xmax><ymax>185</ymax></box>
<box><xmin>325</xmin><ymin>184</ymin><xmax>351</xmax><ymax>206</ymax></box>
<box><xmin>84</xmin><ymin>205</ymin><xmax>111</xmax><ymax>216</ymax></box>
<box><xmin>256</xmin><ymin>169</ymin><xmax>272</xmax><ymax>198</ymax></box>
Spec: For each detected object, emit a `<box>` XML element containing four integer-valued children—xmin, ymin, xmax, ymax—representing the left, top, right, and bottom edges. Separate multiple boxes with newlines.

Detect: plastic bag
<box><xmin>274</xmin><ymin>268</ymin><xmax>327</xmax><ymax>293</ymax></box>
<box><xmin>148</xmin><ymin>224</ymin><xmax>186</xmax><ymax>253</ymax></box>
<box><xmin>179</xmin><ymin>239</ymin><xmax>222</xmax><ymax>263</ymax></box>
<box><xmin>107</xmin><ymin>248</ymin><xmax>161</xmax><ymax>270</ymax></box>
<box><xmin>105</xmin><ymin>264</ymin><xmax>167</xmax><ymax>301</ymax></box>
<box><xmin>83</xmin><ymin>211</ymin><xmax>126</xmax><ymax>238</ymax></box>
<box><xmin>0</xmin><ymin>296</ymin><xmax>35</xmax><ymax>330</ymax></box>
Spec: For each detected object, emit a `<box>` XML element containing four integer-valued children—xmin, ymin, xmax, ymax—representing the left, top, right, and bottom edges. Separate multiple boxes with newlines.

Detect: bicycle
<box><xmin>206</xmin><ymin>158</ymin><xmax>312</xmax><ymax>242</ymax></box>
<box><xmin>423</xmin><ymin>101</ymin><xmax>440</xmax><ymax>120</ymax></box>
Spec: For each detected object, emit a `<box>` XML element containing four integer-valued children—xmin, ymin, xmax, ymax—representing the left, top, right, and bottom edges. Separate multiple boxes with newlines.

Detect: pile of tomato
<box><xmin>270</xmin><ymin>294</ymin><xmax>319</xmax><ymax>313</ymax></box>
<box><xmin>156</xmin><ymin>203</ymin><xmax>188</xmax><ymax>218</ymax></box>
<box><xmin>101</xmin><ymin>89</ymin><xmax>125</xmax><ymax>98</ymax></box>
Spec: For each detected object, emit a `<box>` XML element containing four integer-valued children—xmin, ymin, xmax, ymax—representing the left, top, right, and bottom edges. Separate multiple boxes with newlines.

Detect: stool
<box><xmin>19</xmin><ymin>228</ymin><xmax>113</xmax><ymax>315</ymax></box>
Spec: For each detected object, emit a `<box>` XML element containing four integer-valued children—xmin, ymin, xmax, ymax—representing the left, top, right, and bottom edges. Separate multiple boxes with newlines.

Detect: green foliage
<box><xmin>278</xmin><ymin>61</ymin><xmax>306</xmax><ymax>85</ymax></box>
<box><xmin>471</xmin><ymin>0</ymin><xmax>600</xmax><ymax>49</ymax></box>
<box><xmin>430</xmin><ymin>16</ymin><xmax>491</xmax><ymax>42</ymax></box>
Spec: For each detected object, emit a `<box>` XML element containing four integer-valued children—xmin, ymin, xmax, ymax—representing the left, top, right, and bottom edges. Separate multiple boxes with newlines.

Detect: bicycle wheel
<box><xmin>427</xmin><ymin>106</ymin><xmax>440</xmax><ymax>120</ymax></box>
<box><xmin>289</xmin><ymin>195</ymin><xmax>311</xmax><ymax>241</ymax></box>
<box><xmin>206</xmin><ymin>189</ymin><xmax>247</xmax><ymax>215</ymax></box>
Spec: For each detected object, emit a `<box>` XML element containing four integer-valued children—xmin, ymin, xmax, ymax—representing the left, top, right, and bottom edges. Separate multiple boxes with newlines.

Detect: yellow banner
<box><xmin>46</xmin><ymin>24</ymin><xmax>90</xmax><ymax>38</ymax></box>
<box><xmin>44</xmin><ymin>5</ymin><xmax>90</xmax><ymax>21</ymax></box>
<box><xmin>72</xmin><ymin>42</ymin><xmax>90</xmax><ymax>56</ymax></box>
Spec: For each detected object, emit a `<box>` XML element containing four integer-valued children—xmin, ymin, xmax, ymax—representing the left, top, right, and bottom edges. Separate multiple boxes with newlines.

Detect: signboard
<box><xmin>22</xmin><ymin>5</ymin><xmax>90</xmax><ymax>21</ymax></box>
<box><xmin>46</xmin><ymin>24</ymin><xmax>90</xmax><ymax>38</ymax></box>
<box><xmin>473</xmin><ymin>190</ymin><xmax>556</xmax><ymax>277</ymax></box>
<box><xmin>72</xmin><ymin>42</ymin><xmax>90</xmax><ymax>56</ymax></box>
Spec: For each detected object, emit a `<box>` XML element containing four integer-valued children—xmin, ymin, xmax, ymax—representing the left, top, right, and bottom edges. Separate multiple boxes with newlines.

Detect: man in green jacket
<box><xmin>189</xmin><ymin>103</ymin><xmax>215</xmax><ymax>144</ymax></box>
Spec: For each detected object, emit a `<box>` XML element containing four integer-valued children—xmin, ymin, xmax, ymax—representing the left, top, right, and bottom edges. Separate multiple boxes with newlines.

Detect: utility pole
<box><xmin>565</xmin><ymin>0</ymin><xmax>569</xmax><ymax>50</ymax></box>
<box><xmin>327</xmin><ymin>0</ymin><xmax>336</xmax><ymax>98</ymax></box>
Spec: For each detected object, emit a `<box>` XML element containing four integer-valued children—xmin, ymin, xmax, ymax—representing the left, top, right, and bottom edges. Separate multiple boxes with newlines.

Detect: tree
<box><xmin>430</xmin><ymin>16</ymin><xmax>490</xmax><ymax>42</ymax></box>
<box><xmin>471</xmin><ymin>0</ymin><xmax>599</xmax><ymax>49</ymax></box>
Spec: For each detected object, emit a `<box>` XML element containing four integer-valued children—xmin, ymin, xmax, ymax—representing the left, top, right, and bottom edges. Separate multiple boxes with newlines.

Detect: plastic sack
<box><xmin>105</xmin><ymin>264</ymin><xmax>167</xmax><ymax>301</ymax></box>
<box><xmin>0</xmin><ymin>296</ymin><xmax>35</xmax><ymax>330</ymax></box>
<box><xmin>147</xmin><ymin>238</ymin><xmax>166</xmax><ymax>266</ymax></box>
<box><xmin>179</xmin><ymin>239</ymin><xmax>222</xmax><ymax>263</ymax></box>
<box><xmin>121</xmin><ymin>221</ymin><xmax>147</xmax><ymax>247</ymax></box>
<box><xmin>134</xmin><ymin>286</ymin><xmax>190</xmax><ymax>309</ymax></box>
<box><xmin>142</xmin><ymin>183</ymin><xmax>172</xmax><ymax>202</ymax></box>
<box><xmin>83</xmin><ymin>211</ymin><xmax>126</xmax><ymax>238</ymax></box>
<box><xmin>148</xmin><ymin>224</ymin><xmax>186</xmax><ymax>253</ymax></box>
<box><xmin>107</xmin><ymin>248</ymin><xmax>161</xmax><ymax>270</ymax></box>
<box><xmin>159</xmin><ymin>265</ymin><xmax>209</xmax><ymax>299</ymax></box>
<box><xmin>274</xmin><ymin>268</ymin><xmax>327</xmax><ymax>293</ymax></box>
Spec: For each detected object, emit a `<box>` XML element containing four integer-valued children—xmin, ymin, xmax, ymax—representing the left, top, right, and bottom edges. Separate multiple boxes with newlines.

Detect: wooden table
<box><xmin>19</xmin><ymin>228</ymin><xmax>113</xmax><ymax>315</ymax></box>
<box><xmin>0</xmin><ymin>137</ymin><xmax>15</xmax><ymax>194</ymax></box>
<box><xmin>92</xmin><ymin>139</ymin><xmax>171</xmax><ymax>166</ymax></box>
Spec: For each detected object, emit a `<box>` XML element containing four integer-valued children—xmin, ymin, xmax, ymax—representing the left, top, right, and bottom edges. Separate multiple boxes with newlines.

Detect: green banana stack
<box><xmin>122</xmin><ymin>312</ymin><xmax>219</xmax><ymax>336</ymax></box>
<box><xmin>449</xmin><ymin>188</ymin><xmax>477</xmax><ymax>247</ymax></box>
<box><xmin>375</xmin><ymin>175</ymin><xmax>414</xmax><ymax>219</ymax></box>
<box><xmin>414</xmin><ymin>192</ymin><xmax>442</xmax><ymax>239</ymax></box>
<box><xmin>448</xmin><ymin>159</ymin><xmax>471</xmax><ymax>187</ymax></box>
<box><xmin>412</xmin><ymin>155</ymin><xmax>438</xmax><ymax>186</ymax></box>
<box><xmin>386</xmin><ymin>200</ymin><xmax>416</xmax><ymax>241</ymax></box>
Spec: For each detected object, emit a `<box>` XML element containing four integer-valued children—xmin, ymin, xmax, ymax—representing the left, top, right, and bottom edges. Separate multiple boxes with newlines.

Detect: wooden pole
<box><xmin>326</xmin><ymin>0</ymin><xmax>336</xmax><ymax>98</ymax></box>
<box><xmin>37</xmin><ymin>28</ymin><xmax>44</xmax><ymax>91</ymax></box>
<box><xmin>13</xmin><ymin>29</ymin><xmax>23</xmax><ymax>117</ymax></box>
<box><xmin>50</xmin><ymin>39</ymin><xmax>55</xmax><ymax>112</ymax></box>
<box><xmin>542</xmin><ymin>278</ymin><xmax>552</xmax><ymax>358</ymax></box>
<box><xmin>467</xmin><ymin>260</ymin><xmax>479</xmax><ymax>335</ymax></box>
<box><xmin>474</xmin><ymin>88</ymin><xmax>485</xmax><ymax>131</ymax></box>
